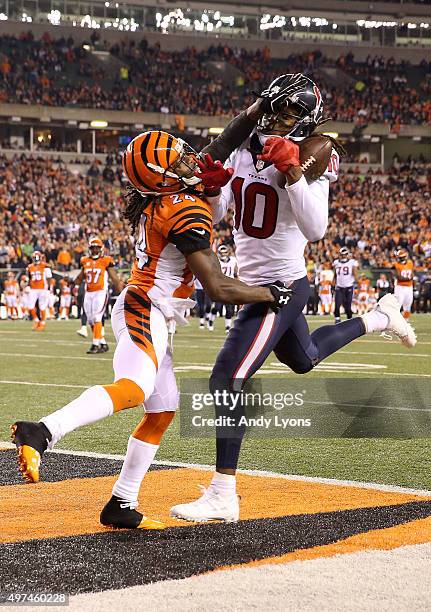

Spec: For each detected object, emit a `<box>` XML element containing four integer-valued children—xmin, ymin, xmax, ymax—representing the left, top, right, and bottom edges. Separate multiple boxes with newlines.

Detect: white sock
<box><xmin>225</xmin><ymin>319</ymin><xmax>232</xmax><ymax>330</ymax></box>
<box><xmin>208</xmin><ymin>313</ymin><xmax>216</xmax><ymax>324</ymax></box>
<box><xmin>200</xmin><ymin>318</ymin><xmax>205</xmax><ymax>325</ymax></box>
<box><xmin>112</xmin><ymin>436</ymin><xmax>159</xmax><ymax>502</ymax></box>
<box><xmin>41</xmin><ymin>385</ymin><xmax>113</xmax><ymax>448</ymax></box>
<box><xmin>209</xmin><ymin>471</ymin><xmax>236</xmax><ymax>496</ymax></box>
<box><xmin>361</xmin><ymin>310</ymin><xmax>389</xmax><ymax>333</ymax></box>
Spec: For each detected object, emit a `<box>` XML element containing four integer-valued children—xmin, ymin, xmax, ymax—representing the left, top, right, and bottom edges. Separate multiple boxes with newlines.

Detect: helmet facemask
<box><xmin>148</xmin><ymin>139</ymin><xmax>201</xmax><ymax>191</ymax></box>
<box><xmin>89</xmin><ymin>242</ymin><xmax>103</xmax><ymax>259</ymax></box>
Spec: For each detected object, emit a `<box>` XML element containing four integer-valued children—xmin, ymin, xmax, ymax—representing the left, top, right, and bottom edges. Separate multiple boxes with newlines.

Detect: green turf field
<box><xmin>1</xmin><ymin>315</ymin><xmax>430</xmax><ymax>489</ymax></box>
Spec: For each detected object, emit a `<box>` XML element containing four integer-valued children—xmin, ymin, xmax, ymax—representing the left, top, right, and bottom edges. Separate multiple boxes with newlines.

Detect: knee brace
<box><xmin>103</xmin><ymin>378</ymin><xmax>145</xmax><ymax>413</ymax></box>
<box><xmin>132</xmin><ymin>411</ymin><xmax>175</xmax><ymax>445</ymax></box>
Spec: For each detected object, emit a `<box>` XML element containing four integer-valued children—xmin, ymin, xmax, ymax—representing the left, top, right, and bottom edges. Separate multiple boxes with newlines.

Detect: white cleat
<box><xmin>76</xmin><ymin>326</ymin><xmax>88</xmax><ymax>338</ymax></box>
<box><xmin>377</xmin><ymin>294</ymin><xmax>416</xmax><ymax>348</ymax></box>
<box><xmin>170</xmin><ymin>485</ymin><xmax>240</xmax><ymax>522</ymax></box>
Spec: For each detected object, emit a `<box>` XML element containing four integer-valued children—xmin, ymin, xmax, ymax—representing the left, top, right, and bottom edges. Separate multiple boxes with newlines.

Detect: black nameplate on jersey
<box><xmin>248</xmin><ymin>134</ymin><xmax>272</xmax><ymax>173</ymax></box>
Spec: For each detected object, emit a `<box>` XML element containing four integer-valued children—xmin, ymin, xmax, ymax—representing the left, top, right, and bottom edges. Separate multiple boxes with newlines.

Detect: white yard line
<box><xmin>1</xmin><ymin>444</ymin><xmax>429</xmax><ymax>497</ymax></box>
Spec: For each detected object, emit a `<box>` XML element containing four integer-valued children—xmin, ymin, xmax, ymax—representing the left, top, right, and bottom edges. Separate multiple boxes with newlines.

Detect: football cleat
<box><xmin>76</xmin><ymin>326</ymin><xmax>88</xmax><ymax>338</ymax></box>
<box><xmin>377</xmin><ymin>294</ymin><xmax>417</xmax><ymax>348</ymax></box>
<box><xmin>170</xmin><ymin>485</ymin><xmax>240</xmax><ymax>522</ymax></box>
<box><xmin>86</xmin><ymin>344</ymin><xmax>101</xmax><ymax>354</ymax></box>
<box><xmin>99</xmin><ymin>343</ymin><xmax>109</xmax><ymax>353</ymax></box>
<box><xmin>10</xmin><ymin>421</ymin><xmax>52</xmax><ymax>483</ymax></box>
<box><xmin>100</xmin><ymin>496</ymin><xmax>165</xmax><ymax>530</ymax></box>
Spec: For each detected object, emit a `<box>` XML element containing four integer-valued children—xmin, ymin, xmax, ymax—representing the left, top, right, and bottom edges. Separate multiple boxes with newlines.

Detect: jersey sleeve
<box><xmin>105</xmin><ymin>256</ymin><xmax>114</xmax><ymax>269</ymax></box>
<box><xmin>45</xmin><ymin>266</ymin><xmax>52</xmax><ymax>279</ymax></box>
<box><xmin>322</xmin><ymin>148</ymin><xmax>339</xmax><ymax>183</ymax></box>
<box><xmin>163</xmin><ymin>198</ymin><xmax>213</xmax><ymax>255</ymax></box>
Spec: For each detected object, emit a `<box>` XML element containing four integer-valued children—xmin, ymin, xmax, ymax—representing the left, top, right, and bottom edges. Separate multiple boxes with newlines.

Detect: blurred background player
<box><xmin>58</xmin><ymin>278</ymin><xmax>72</xmax><ymax>320</ymax></box>
<box><xmin>393</xmin><ymin>248</ymin><xmax>414</xmax><ymax>319</ymax></box>
<box><xmin>357</xmin><ymin>273</ymin><xmax>371</xmax><ymax>315</ymax></box>
<box><xmin>75</xmin><ymin>237</ymin><xmax>121</xmax><ymax>353</ymax></box>
<box><xmin>208</xmin><ymin>244</ymin><xmax>238</xmax><ymax>333</ymax></box>
<box><xmin>194</xmin><ymin>276</ymin><xmax>211</xmax><ymax>329</ymax></box>
<box><xmin>19</xmin><ymin>275</ymin><xmax>30</xmax><ymax>320</ymax></box>
<box><xmin>4</xmin><ymin>271</ymin><xmax>20</xmax><ymax>319</ymax></box>
<box><xmin>75</xmin><ymin>281</ymin><xmax>88</xmax><ymax>337</ymax></box>
<box><xmin>306</xmin><ymin>270</ymin><xmax>319</xmax><ymax>315</ymax></box>
<box><xmin>376</xmin><ymin>273</ymin><xmax>391</xmax><ymax>300</ymax></box>
<box><xmin>333</xmin><ymin>247</ymin><xmax>358</xmax><ymax>324</ymax></box>
<box><xmin>318</xmin><ymin>262</ymin><xmax>334</xmax><ymax>315</ymax></box>
<box><xmin>48</xmin><ymin>278</ymin><xmax>57</xmax><ymax>320</ymax></box>
<box><xmin>27</xmin><ymin>251</ymin><xmax>52</xmax><ymax>331</ymax></box>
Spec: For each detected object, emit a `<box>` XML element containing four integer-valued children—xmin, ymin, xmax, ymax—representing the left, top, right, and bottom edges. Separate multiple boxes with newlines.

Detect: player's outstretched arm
<box><xmin>201</xmin><ymin>99</ymin><xmax>266</xmax><ymax>164</ymax></box>
<box><xmin>186</xmin><ymin>248</ymin><xmax>273</xmax><ymax>306</ymax></box>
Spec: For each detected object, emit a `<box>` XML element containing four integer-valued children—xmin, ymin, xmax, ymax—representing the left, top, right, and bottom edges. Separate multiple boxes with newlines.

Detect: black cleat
<box><xmin>10</xmin><ymin>421</ymin><xmax>51</xmax><ymax>483</ymax></box>
<box><xmin>100</xmin><ymin>495</ymin><xmax>165</xmax><ymax>530</ymax></box>
<box><xmin>99</xmin><ymin>343</ymin><xmax>109</xmax><ymax>353</ymax></box>
<box><xmin>87</xmin><ymin>344</ymin><xmax>100</xmax><ymax>354</ymax></box>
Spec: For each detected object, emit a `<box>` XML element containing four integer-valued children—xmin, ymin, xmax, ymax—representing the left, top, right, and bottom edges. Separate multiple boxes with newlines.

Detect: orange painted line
<box><xmin>0</xmin><ymin>468</ymin><xmax>428</xmax><ymax>544</ymax></box>
<box><xmin>215</xmin><ymin>516</ymin><xmax>431</xmax><ymax>573</ymax></box>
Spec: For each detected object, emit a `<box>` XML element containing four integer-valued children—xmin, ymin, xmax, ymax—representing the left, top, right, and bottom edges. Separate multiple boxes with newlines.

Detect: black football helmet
<box><xmin>339</xmin><ymin>247</ymin><xmax>350</xmax><ymax>263</ymax></box>
<box><xmin>258</xmin><ymin>73</ymin><xmax>324</xmax><ymax>140</ymax></box>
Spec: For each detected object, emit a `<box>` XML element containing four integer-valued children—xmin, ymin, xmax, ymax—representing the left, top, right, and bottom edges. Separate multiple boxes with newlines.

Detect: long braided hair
<box><xmin>123</xmin><ymin>185</ymin><xmax>158</xmax><ymax>235</ymax></box>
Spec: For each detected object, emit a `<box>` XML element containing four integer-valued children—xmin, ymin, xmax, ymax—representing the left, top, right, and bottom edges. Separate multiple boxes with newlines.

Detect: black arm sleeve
<box><xmin>201</xmin><ymin>111</ymin><xmax>257</xmax><ymax>163</ymax></box>
<box><xmin>168</xmin><ymin>228</ymin><xmax>211</xmax><ymax>255</ymax></box>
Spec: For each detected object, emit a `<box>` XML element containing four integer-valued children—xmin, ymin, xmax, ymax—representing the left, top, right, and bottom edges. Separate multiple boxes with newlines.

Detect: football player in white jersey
<box><xmin>208</xmin><ymin>244</ymin><xmax>238</xmax><ymax>333</ymax></box>
<box><xmin>171</xmin><ymin>72</ymin><xmax>417</xmax><ymax>524</ymax></box>
<box><xmin>333</xmin><ymin>247</ymin><xmax>358</xmax><ymax>323</ymax></box>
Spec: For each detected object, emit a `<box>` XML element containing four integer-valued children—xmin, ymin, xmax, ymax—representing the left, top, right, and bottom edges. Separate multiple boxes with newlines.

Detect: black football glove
<box><xmin>268</xmin><ymin>281</ymin><xmax>293</xmax><ymax>313</ymax></box>
<box><xmin>258</xmin><ymin>75</ymin><xmax>309</xmax><ymax>115</ymax></box>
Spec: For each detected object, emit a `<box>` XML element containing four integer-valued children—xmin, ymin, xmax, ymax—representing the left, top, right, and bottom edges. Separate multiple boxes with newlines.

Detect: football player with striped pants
<box><xmin>11</xmin><ymin>114</ymin><xmax>292</xmax><ymax>529</ymax></box>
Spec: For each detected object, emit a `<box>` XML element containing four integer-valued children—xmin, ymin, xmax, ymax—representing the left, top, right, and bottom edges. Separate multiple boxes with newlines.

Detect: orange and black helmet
<box><xmin>32</xmin><ymin>250</ymin><xmax>42</xmax><ymax>263</ymax></box>
<box><xmin>395</xmin><ymin>248</ymin><xmax>408</xmax><ymax>264</ymax></box>
<box><xmin>122</xmin><ymin>130</ymin><xmax>201</xmax><ymax>196</ymax></box>
<box><xmin>89</xmin><ymin>237</ymin><xmax>104</xmax><ymax>259</ymax></box>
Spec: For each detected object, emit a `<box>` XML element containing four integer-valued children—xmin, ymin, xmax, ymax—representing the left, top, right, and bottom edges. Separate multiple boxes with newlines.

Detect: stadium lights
<box><xmin>209</xmin><ymin>127</ymin><xmax>224</xmax><ymax>135</ymax></box>
<box><xmin>90</xmin><ymin>120</ymin><xmax>108</xmax><ymax>128</ymax></box>
<box><xmin>48</xmin><ymin>9</ymin><xmax>61</xmax><ymax>25</ymax></box>
<box><xmin>11</xmin><ymin>116</ymin><xmax>21</xmax><ymax>122</ymax></box>
<box><xmin>0</xmin><ymin>13</ymin><xmax>7</xmax><ymax>20</ymax></box>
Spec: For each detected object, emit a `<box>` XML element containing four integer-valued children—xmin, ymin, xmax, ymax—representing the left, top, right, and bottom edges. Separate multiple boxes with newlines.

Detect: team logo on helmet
<box><xmin>122</xmin><ymin>131</ymin><xmax>201</xmax><ymax>196</ymax></box>
<box><xmin>258</xmin><ymin>73</ymin><xmax>324</xmax><ymax>140</ymax></box>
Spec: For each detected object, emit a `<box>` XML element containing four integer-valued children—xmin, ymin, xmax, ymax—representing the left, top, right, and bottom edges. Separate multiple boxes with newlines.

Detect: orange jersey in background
<box><xmin>129</xmin><ymin>192</ymin><xmax>212</xmax><ymax>300</ymax></box>
<box><xmin>27</xmin><ymin>263</ymin><xmax>51</xmax><ymax>289</ymax></box>
<box><xmin>81</xmin><ymin>255</ymin><xmax>114</xmax><ymax>292</ymax></box>
<box><xmin>394</xmin><ymin>261</ymin><xmax>414</xmax><ymax>286</ymax></box>
<box><xmin>319</xmin><ymin>280</ymin><xmax>332</xmax><ymax>295</ymax></box>
<box><xmin>4</xmin><ymin>279</ymin><xmax>19</xmax><ymax>296</ymax></box>
<box><xmin>358</xmin><ymin>278</ymin><xmax>371</xmax><ymax>292</ymax></box>
<box><xmin>60</xmin><ymin>279</ymin><xmax>71</xmax><ymax>296</ymax></box>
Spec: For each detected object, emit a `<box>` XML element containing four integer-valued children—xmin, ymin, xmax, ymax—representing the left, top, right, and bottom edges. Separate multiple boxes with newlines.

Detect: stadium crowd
<box><xmin>0</xmin><ymin>154</ymin><xmax>429</xmax><ymax>274</ymax></box>
<box><xmin>0</xmin><ymin>32</ymin><xmax>429</xmax><ymax>126</ymax></box>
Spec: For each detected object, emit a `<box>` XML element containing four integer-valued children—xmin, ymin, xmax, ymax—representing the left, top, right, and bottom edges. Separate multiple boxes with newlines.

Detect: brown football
<box><xmin>299</xmin><ymin>134</ymin><xmax>333</xmax><ymax>181</ymax></box>
<box><xmin>277</xmin><ymin>134</ymin><xmax>333</xmax><ymax>186</ymax></box>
